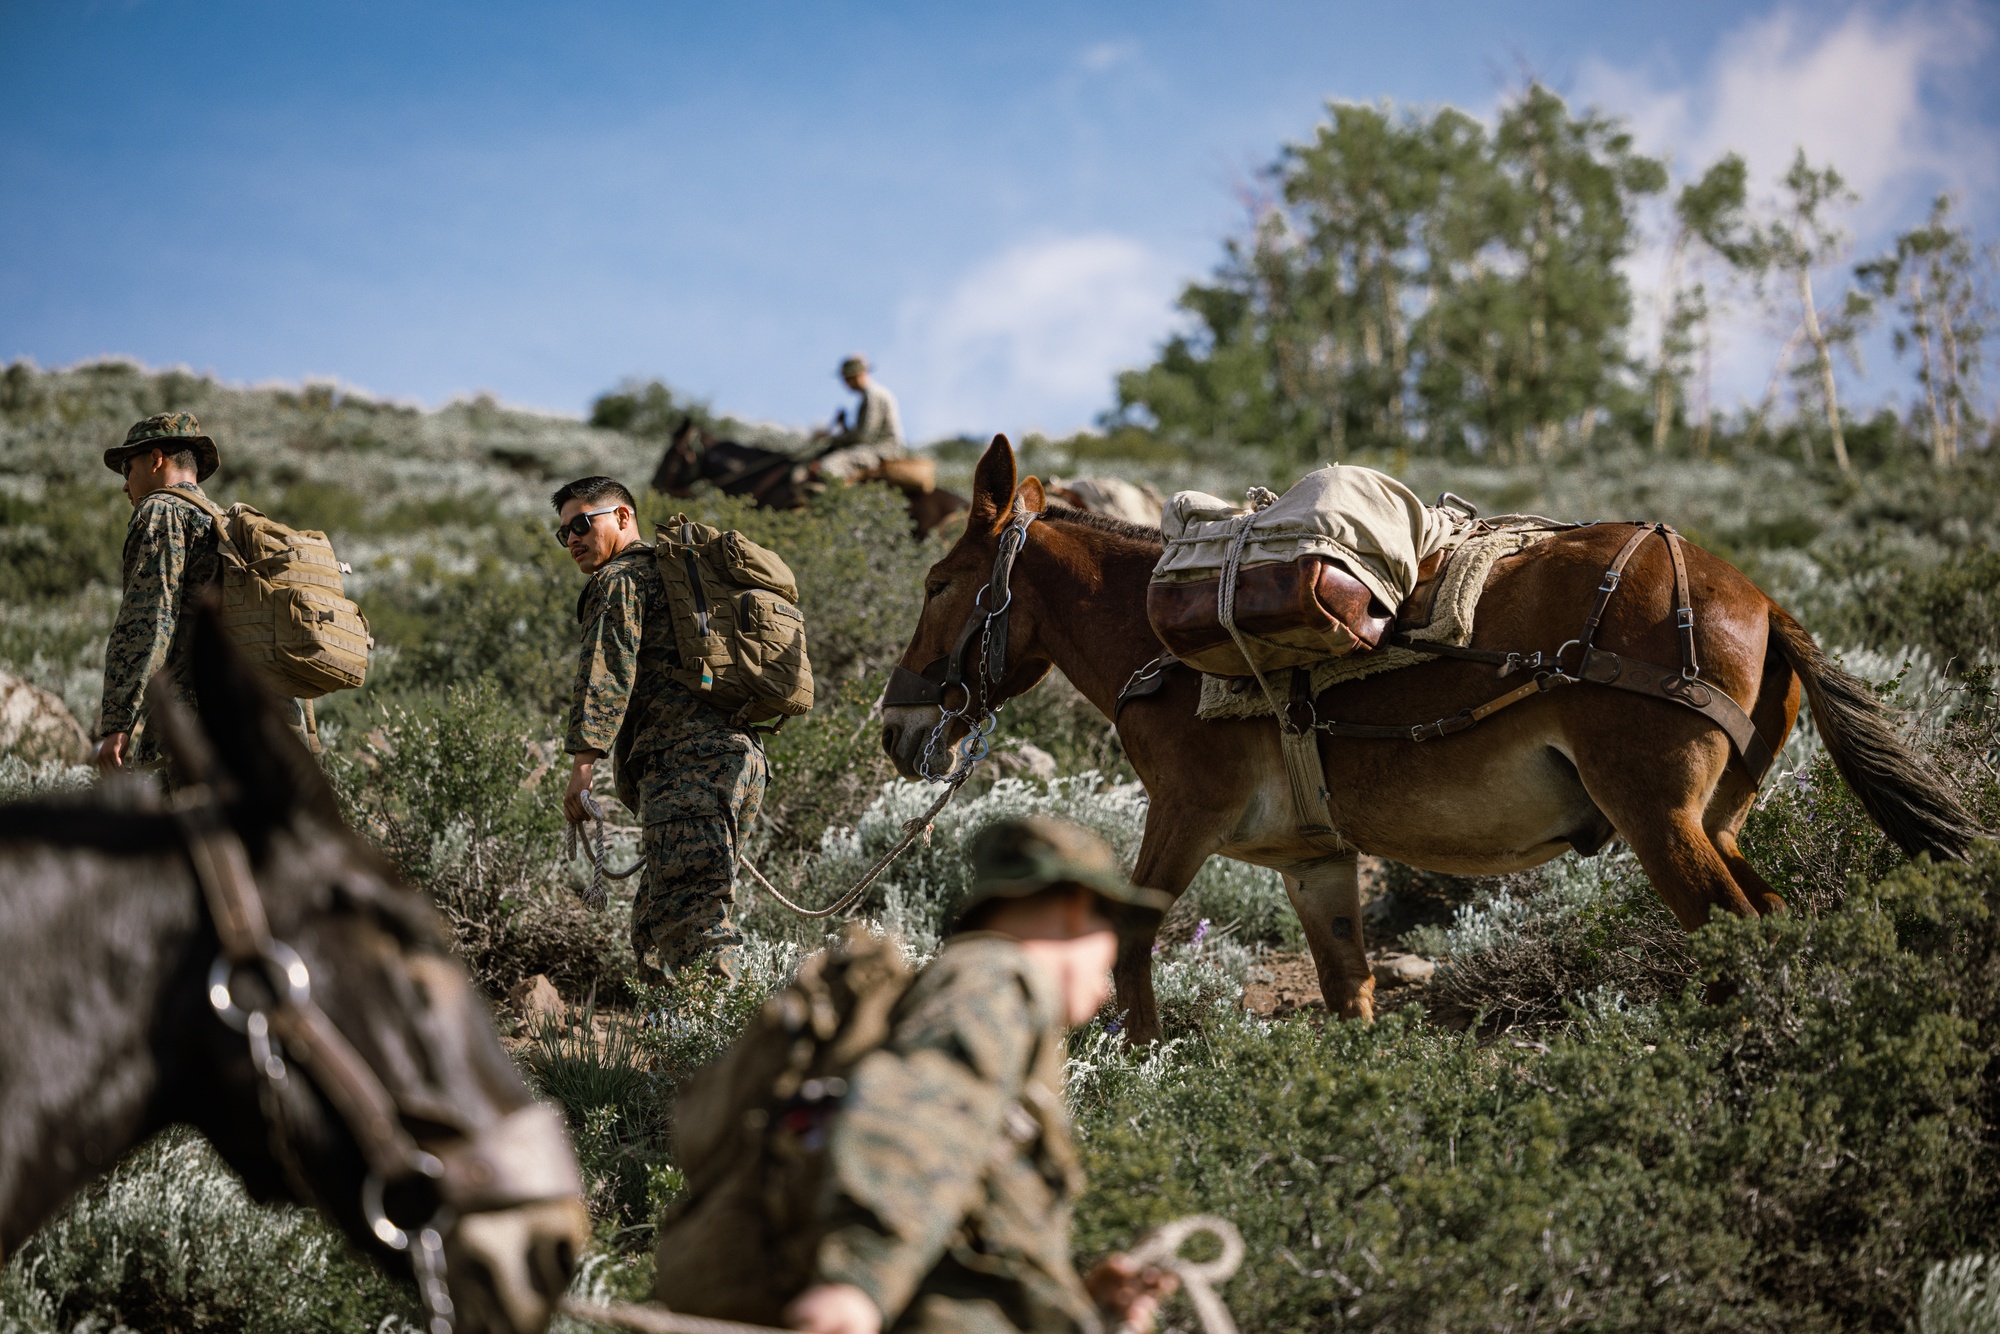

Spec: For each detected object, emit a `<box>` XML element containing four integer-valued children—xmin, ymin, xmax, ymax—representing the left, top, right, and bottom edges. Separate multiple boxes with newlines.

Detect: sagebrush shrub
<box><xmin>0</xmin><ymin>1130</ymin><xmax>415</xmax><ymax>1334</ymax></box>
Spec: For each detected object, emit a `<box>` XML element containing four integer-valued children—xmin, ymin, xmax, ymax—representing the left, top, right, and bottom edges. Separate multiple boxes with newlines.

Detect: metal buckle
<box><xmin>1597</xmin><ymin>570</ymin><xmax>1621</xmax><ymax>593</ymax></box>
<box><xmin>207</xmin><ymin>942</ymin><xmax>312</xmax><ymax>1034</ymax></box>
<box><xmin>1676</xmin><ymin>607</ymin><xmax>1695</xmax><ymax>629</ymax></box>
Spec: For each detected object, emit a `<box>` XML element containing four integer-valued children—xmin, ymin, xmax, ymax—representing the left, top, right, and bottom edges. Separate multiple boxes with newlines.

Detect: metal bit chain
<box><xmin>410</xmin><ymin>1226</ymin><xmax>456</xmax><ymax>1334</ymax></box>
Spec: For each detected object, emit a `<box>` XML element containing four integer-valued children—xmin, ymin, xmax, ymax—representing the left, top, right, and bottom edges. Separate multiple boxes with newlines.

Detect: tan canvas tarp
<box><xmin>1154</xmin><ymin>464</ymin><xmax>1459</xmax><ymax>611</ymax></box>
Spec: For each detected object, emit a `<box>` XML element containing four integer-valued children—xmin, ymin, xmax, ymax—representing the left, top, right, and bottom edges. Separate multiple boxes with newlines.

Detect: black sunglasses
<box><xmin>554</xmin><ymin>505</ymin><xmax>620</xmax><ymax>545</ymax></box>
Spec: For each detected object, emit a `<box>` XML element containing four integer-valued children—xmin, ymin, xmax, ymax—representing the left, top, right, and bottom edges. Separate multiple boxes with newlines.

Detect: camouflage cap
<box><xmin>838</xmin><ymin>354</ymin><xmax>869</xmax><ymax>379</ymax></box>
<box><xmin>953</xmin><ymin>816</ymin><xmax>1173</xmax><ymax>932</ymax></box>
<box><xmin>104</xmin><ymin>413</ymin><xmax>219</xmax><ymax>482</ymax></box>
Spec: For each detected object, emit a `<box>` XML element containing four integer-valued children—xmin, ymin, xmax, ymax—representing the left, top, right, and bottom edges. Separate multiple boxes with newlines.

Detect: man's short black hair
<box><xmin>124</xmin><ymin>446</ymin><xmax>198</xmax><ymax>475</ymax></box>
<box><xmin>551</xmin><ymin>476</ymin><xmax>636</xmax><ymax>513</ymax></box>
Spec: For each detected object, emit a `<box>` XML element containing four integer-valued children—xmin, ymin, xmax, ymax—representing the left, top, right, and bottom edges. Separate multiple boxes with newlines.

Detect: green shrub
<box><xmin>0</xmin><ymin>481</ymin><xmax>128</xmax><ymax>601</ymax></box>
<box><xmin>328</xmin><ymin>680</ymin><xmax>626</xmax><ymax>998</ymax></box>
<box><xmin>1919</xmin><ymin>1255</ymin><xmax>2000</xmax><ymax>1334</ymax></box>
<box><xmin>1074</xmin><ymin>844</ymin><xmax>2000</xmax><ymax>1333</ymax></box>
<box><xmin>1404</xmin><ymin>852</ymin><xmax>1695</xmax><ymax>1031</ymax></box>
<box><xmin>0</xmin><ymin>1129</ymin><xmax>415</xmax><ymax>1334</ymax></box>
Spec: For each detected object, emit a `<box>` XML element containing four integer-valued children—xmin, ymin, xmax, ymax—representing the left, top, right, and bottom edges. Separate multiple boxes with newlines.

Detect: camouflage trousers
<box><xmin>130</xmin><ymin>693</ymin><xmax>319</xmax><ymax>767</ymax></box>
<box><xmin>630</xmin><ymin>730</ymin><xmax>768</xmax><ymax>979</ymax></box>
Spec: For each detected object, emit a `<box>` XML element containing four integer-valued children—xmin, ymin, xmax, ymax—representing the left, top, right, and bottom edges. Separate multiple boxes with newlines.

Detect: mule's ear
<box><xmin>1016</xmin><ymin>476</ymin><xmax>1047</xmax><ymax>513</ymax></box>
<box><xmin>968</xmin><ymin>435</ymin><xmax>1017</xmax><ymax>532</ymax></box>
<box><xmin>184</xmin><ymin>597</ymin><xmax>341</xmax><ymax>830</ymax></box>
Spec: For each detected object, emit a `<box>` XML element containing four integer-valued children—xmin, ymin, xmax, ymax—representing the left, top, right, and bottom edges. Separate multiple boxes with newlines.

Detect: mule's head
<box><xmin>648</xmin><ymin>416</ymin><xmax>704</xmax><ymax>496</ymax></box>
<box><xmin>162</xmin><ymin>607</ymin><xmax>588</xmax><ymax>1334</ymax></box>
<box><xmin>882</xmin><ymin>435</ymin><xmax>1053</xmax><ymax>779</ymax></box>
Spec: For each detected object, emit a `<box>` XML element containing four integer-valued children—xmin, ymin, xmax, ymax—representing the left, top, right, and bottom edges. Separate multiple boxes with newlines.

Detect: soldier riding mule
<box><xmin>0</xmin><ymin>607</ymin><xmax>589</xmax><ymax>1334</ymax></box>
<box><xmin>882</xmin><ymin>437</ymin><xmax>1983</xmax><ymax>1044</ymax></box>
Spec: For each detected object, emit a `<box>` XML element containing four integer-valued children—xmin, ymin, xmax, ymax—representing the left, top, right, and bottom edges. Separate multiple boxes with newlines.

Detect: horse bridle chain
<box><xmin>884</xmin><ymin>506</ymin><xmax>1041</xmax><ymax>782</ymax></box>
<box><xmin>173</xmin><ymin>791</ymin><xmax>582</xmax><ymax>1334</ymax></box>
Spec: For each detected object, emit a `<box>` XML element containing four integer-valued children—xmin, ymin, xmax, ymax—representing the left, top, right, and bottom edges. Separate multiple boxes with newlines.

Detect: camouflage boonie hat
<box><xmin>953</xmin><ymin>816</ymin><xmax>1173</xmax><ymax>931</ymax></box>
<box><xmin>104</xmin><ymin>412</ymin><xmax>219</xmax><ymax>482</ymax></box>
<box><xmin>838</xmin><ymin>354</ymin><xmax>869</xmax><ymax>379</ymax></box>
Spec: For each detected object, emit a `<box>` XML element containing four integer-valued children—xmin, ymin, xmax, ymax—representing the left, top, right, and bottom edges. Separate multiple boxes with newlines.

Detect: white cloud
<box><xmin>1584</xmin><ymin>5</ymin><xmax>1984</xmax><ymax>220</ymax></box>
<box><xmin>891</xmin><ymin>234</ymin><xmax>1180</xmax><ymax>441</ymax></box>
<box><xmin>1579</xmin><ymin>4</ymin><xmax>1993</xmax><ymax>410</ymax></box>
<box><xmin>1078</xmin><ymin>39</ymin><xmax>1139</xmax><ymax>73</ymax></box>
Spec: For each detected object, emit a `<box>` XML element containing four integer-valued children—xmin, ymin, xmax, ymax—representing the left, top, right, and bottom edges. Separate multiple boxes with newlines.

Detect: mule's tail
<box><xmin>1768</xmin><ymin>606</ymin><xmax>1984</xmax><ymax>860</ymax></box>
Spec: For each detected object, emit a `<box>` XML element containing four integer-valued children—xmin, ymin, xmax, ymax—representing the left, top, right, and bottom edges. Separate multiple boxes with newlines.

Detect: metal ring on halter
<box><xmin>362</xmin><ymin>1163</ymin><xmax>452</xmax><ymax>1251</ymax></box>
<box><xmin>936</xmin><ymin>677</ymin><xmax>973</xmax><ymax>720</ymax></box>
<box><xmin>1553</xmin><ymin>639</ymin><xmax>1584</xmax><ymax>675</ymax></box>
<box><xmin>207</xmin><ymin>941</ymin><xmax>312</xmax><ymax>1034</ymax></box>
<box><xmin>974</xmin><ymin>580</ymin><xmax>1013</xmax><ymax>620</ymax></box>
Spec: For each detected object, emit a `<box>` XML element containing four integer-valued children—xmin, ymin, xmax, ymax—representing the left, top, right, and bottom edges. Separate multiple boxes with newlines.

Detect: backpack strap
<box><xmin>154</xmin><ymin>486</ymin><xmax>248</xmax><ymax>570</ymax></box>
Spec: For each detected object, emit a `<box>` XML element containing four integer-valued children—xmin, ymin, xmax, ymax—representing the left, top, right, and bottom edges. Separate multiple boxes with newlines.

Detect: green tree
<box><xmin>1856</xmin><ymin>194</ymin><xmax>1993</xmax><ymax>466</ymax></box>
<box><xmin>1742</xmin><ymin>151</ymin><xmax>1863</xmax><ymax>473</ymax></box>
<box><xmin>1110</xmin><ymin>85</ymin><xmax>1664</xmax><ymax>465</ymax></box>
<box><xmin>1649</xmin><ymin>154</ymin><xmax>1751</xmax><ymax>454</ymax></box>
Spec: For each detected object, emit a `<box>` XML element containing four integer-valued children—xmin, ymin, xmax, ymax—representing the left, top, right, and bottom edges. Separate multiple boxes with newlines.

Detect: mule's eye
<box><xmin>925</xmin><ymin>580</ymin><xmax>949</xmax><ymax>600</ymax></box>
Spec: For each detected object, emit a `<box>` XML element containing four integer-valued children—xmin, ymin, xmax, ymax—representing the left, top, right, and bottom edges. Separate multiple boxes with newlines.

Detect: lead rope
<box><xmin>560</xmin><ymin>1215</ymin><xmax>1243</xmax><ymax>1334</ymax></box>
<box><xmin>566</xmin><ymin>792</ymin><xmax>645</xmax><ymax>910</ymax></box>
<box><xmin>565</xmin><ymin>509</ymin><xmax>1032</xmax><ymax>923</ymax></box>
<box><xmin>737</xmin><ymin>769</ymin><xmax>971</xmax><ymax>920</ymax></box>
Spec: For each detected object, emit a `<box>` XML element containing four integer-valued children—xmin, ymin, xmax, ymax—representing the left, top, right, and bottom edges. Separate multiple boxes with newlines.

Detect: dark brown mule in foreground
<box><xmin>0</xmin><ymin>608</ymin><xmax>589</xmax><ymax>1333</ymax></box>
<box><xmin>884</xmin><ymin>438</ymin><xmax>1983</xmax><ymax>1043</ymax></box>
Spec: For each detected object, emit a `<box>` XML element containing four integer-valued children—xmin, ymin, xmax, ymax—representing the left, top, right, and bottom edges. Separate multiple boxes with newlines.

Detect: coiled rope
<box><xmin>561</xmin><ymin>1214</ymin><xmax>1243</xmax><ymax>1334</ymax></box>
<box><xmin>565</xmin><ymin>791</ymin><xmax>643</xmax><ymax>910</ymax></box>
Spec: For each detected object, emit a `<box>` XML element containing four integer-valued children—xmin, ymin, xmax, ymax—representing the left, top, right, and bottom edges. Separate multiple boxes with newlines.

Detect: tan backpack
<box><xmin>653</xmin><ymin>928</ymin><xmax>912</xmax><ymax>1322</ymax></box>
<box><xmin>654</xmin><ymin>516</ymin><xmax>814</xmax><ymax>728</ymax></box>
<box><xmin>175</xmin><ymin>491</ymin><xmax>373</xmax><ymax>699</ymax></box>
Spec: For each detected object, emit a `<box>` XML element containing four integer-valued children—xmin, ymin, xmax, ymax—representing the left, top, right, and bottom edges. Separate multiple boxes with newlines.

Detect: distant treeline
<box><xmin>1107</xmin><ymin>84</ymin><xmax>1994</xmax><ymax>472</ymax></box>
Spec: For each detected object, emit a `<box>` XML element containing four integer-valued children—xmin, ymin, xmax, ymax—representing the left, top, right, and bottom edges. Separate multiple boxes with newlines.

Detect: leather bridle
<box><xmin>170</xmin><ymin>779</ymin><xmax>581</xmax><ymax>1334</ymax></box>
<box><xmin>884</xmin><ymin>505</ymin><xmax>1040</xmax><ymax>781</ymax></box>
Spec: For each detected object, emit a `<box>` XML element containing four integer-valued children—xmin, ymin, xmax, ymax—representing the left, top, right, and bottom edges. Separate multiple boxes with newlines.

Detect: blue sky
<box><xmin>3</xmin><ymin>1</ymin><xmax>1995</xmax><ymax>440</ymax></box>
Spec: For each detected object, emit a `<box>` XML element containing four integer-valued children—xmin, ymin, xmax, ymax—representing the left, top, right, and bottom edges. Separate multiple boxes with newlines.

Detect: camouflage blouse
<box><xmin>96</xmin><ymin>482</ymin><xmax>221</xmax><ymax>750</ymax></box>
<box><xmin>814</xmin><ymin>934</ymin><xmax>1102</xmax><ymax>1334</ymax></box>
<box><xmin>565</xmin><ymin>543</ymin><xmax>737</xmax><ymax>764</ymax></box>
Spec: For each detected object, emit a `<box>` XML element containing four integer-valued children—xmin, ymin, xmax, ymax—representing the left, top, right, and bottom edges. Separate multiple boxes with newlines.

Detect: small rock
<box><xmin>508</xmin><ymin>973</ymin><xmax>566</xmax><ymax>1024</ymax></box>
<box><xmin>0</xmin><ymin>671</ymin><xmax>90</xmax><ymax>765</ymax></box>
<box><xmin>991</xmin><ymin>742</ymin><xmax>1059</xmax><ymax>783</ymax></box>
<box><xmin>1371</xmin><ymin>953</ymin><xmax>1437</xmax><ymax>988</ymax></box>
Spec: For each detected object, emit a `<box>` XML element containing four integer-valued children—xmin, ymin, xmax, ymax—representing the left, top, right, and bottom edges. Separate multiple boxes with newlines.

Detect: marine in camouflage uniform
<box><xmin>565</xmin><ymin>540</ymin><xmax>767</xmax><ymax>978</ymax></box>
<box><xmin>802</xmin><ymin>819</ymin><xmax>1175</xmax><ymax>1334</ymax></box>
<box><xmin>95</xmin><ymin>413</ymin><xmax>318</xmax><ymax>768</ymax></box>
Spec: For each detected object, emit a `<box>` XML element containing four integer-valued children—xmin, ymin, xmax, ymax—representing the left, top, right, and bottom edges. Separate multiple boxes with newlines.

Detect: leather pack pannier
<box><xmin>1146</xmin><ymin>465</ymin><xmax>1455</xmax><ymax>680</ymax></box>
<box><xmin>1147</xmin><ymin>557</ymin><xmax>1392</xmax><ymax>677</ymax></box>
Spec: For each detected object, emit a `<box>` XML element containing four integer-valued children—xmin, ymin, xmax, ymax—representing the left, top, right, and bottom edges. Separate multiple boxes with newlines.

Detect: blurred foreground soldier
<box><xmin>653</xmin><ymin>816</ymin><xmax>1179</xmax><ymax>1334</ymax></box>
<box><xmin>554</xmin><ymin>475</ymin><xmax>767</xmax><ymax>982</ymax></box>
<box><xmin>815</xmin><ymin>354</ymin><xmax>907</xmax><ymax>482</ymax></box>
<box><xmin>95</xmin><ymin>413</ymin><xmax>319</xmax><ymax>769</ymax></box>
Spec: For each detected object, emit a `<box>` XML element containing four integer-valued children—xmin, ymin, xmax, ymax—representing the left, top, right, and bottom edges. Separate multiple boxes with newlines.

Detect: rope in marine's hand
<box><xmin>564</xmin><ymin>789</ymin><xmax>642</xmax><ymax>910</ymax></box>
<box><xmin>1116</xmin><ymin>1215</ymin><xmax>1245</xmax><ymax>1334</ymax></box>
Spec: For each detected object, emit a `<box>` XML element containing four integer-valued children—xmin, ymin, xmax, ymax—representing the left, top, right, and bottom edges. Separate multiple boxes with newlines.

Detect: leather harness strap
<box><xmin>175</xmin><ymin>795</ymin><xmax>437</xmax><ymax>1185</ymax></box>
<box><xmin>885</xmin><ymin>507</ymin><xmax>1040</xmax><ymax>713</ymax></box>
<box><xmin>1576</xmin><ymin>645</ymin><xmax>1776</xmax><ymax>782</ymax></box>
<box><xmin>1115</xmin><ymin>521</ymin><xmax>1777</xmax><ymax>787</ymax></box>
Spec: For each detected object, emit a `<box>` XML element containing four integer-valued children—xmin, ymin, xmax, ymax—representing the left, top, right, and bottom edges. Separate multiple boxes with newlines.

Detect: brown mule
<box><xmin>883</xmin><ymin>438</ymin><xmax>1983</xmax><ymax>1043</ymax></box>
